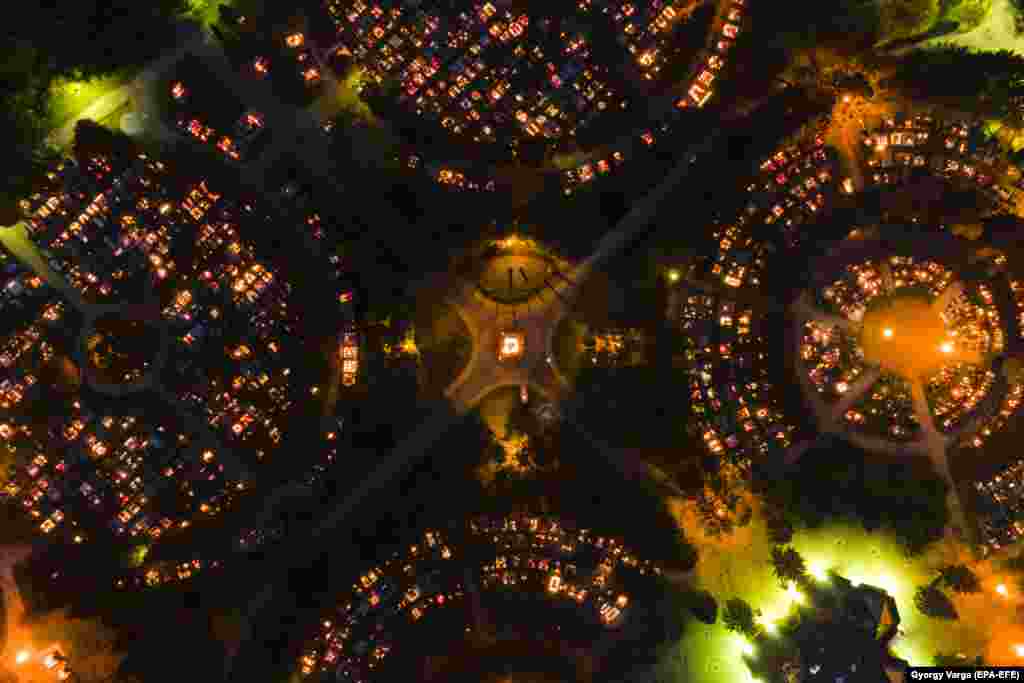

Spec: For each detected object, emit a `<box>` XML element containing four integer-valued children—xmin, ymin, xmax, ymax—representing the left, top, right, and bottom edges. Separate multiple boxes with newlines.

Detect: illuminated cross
<box><xmin>498</xmin><ymin>331</ymin><xmax>525</xmax><ymax>362</ymax></box>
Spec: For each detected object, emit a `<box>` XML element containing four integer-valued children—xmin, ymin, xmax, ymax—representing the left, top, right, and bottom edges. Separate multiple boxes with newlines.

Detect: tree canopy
<box><xmin>938</xmin><ymin>564</ymin><xmax>982</xmax><ymax>594</ymax></box>
<box><xmin>0</xmin><ymin>91</ymin><xmax>55</xmax><ymax>224</ymax></box>
<box><xmin>886</xmin><ymin>47</ymin><xmax>1024</xmax><ymax>122</ymax></box>
<box><xmin>9</xmin><ymin>1</ymin><xmax>187</xmax><ymax>79</ymax></box>
<box><xmin>756</xmin><ymin>438</ymin><xmax>948</xmax><ymax>555</ymax></box>
<box><xmin>749</xmin><ymin>0</ymin><xmax>879</xmax><ymax>52</ymax></box>
<box><xmin>914</xmin><ymin>583</ymin><xmax>958</xmax><ymax>620</ymax></box>
<box><xmin>723</xmin><ymin>597</ymin><xmax>761</xmax><ymax>638</ymax></box>
<box><xmin>770</xmin><ymin>546</ymin><xmax>808</xmax><ymax>589</ymax></box>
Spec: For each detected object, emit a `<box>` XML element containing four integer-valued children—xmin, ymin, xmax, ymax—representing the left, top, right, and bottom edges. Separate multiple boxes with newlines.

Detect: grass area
<box><xmin>658</xmin><ymin>498</ymin><xmax>1023</xmax><ymax>681</ymax></box>
<box><xmin>941</xmin><ymin>0</ymin><xmax>995</xmax><ymax>30</ymax></box>
<box><xmin>48</xmin><ymin>75</ymin><xmax>128</xmax><ymax>131</ymax></box>
<box><xmin>185</xmin><ymin>0</ymin><xmax>226</xmax><ymax>27</ymax></box>
<box><xmin>879</xmin><ymin>0</ymin><xmax>993</xmax><ymax>44</ymax></box>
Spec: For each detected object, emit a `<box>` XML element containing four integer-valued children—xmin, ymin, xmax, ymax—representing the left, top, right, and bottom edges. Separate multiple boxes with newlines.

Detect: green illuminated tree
<box><xmin>12</xmin><ymin>1</ymin><xmax>188</xmax><ymax>79</ymax></box>
<box><xmin>914</xmin><ymin>583</ymin><xmax>958</xmax><ymax>620</ymax></box>
<box><xmin>770</xmin><ymin>546</ymin><xmax>808</xmax><ymax>589</ymax></box>
<box><xmin>723</xmin><ymin>598</ymin><xmax>761</xmax><ymax>638</ymax></box>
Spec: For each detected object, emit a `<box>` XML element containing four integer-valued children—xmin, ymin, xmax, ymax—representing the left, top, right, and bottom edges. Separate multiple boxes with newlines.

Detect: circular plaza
<box><xmin>793</xmin><ymin>228</ymin><xmax>1019</xmax><ymax>449</ymax></box>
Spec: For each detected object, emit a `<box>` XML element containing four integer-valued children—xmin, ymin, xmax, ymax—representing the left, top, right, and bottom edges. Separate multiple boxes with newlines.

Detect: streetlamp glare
<box><xmin>882</xmin><ymin>328</ymin><xmax>893</xmax><ymax>338</ymax></box>
<box><xmin>15</xmin><ymin>650</ymin><xmax>31</xmax><ymax>665</ymax></box>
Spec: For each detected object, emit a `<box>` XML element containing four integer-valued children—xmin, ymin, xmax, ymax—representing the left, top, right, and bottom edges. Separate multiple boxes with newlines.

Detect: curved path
<box><xmin>786</xmin><ymin>229</ymin><xmax>1024</xmax><ymax>540</ymax></box>
<box><xmin>0</xmin><ymin>219</ymin><xmax>255</xmax><ymax>485</ymax></box>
